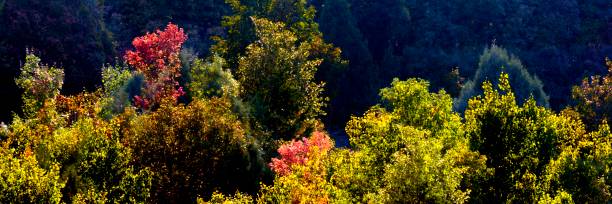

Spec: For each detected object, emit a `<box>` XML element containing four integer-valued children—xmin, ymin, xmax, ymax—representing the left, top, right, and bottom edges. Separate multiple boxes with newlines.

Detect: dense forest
<box><xmin>0</xmin><ymin>0</ymin><xmax>610</xmax><ymax>203</ymax></box>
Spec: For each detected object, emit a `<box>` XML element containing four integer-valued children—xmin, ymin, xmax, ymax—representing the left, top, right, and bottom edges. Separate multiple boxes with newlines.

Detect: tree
<box><xmin>124</xmin><ymin>98</ymin><xmax>264</xmax><ymax>202</ymax></box>
<box><xmin>258</xmin><ymin>131</ymin><xmax>349</xmax><ymax>203</ymax></box>
<box><xmin>338</xmin><ymin>78</ymin><xmax>485</xmax><ymax>203</ymax></box>
<box><xmin>124</xmin><ymin>23</ymin><xmax>188</xmax><ymax>109</ymax></box>
<box><xmin>456</xmin><ymin>44</ymin><xmax>549</xmax><ymax>112</ymax></box>
<box><xmin>188</xmin><ymin>55</ymin><xmax>240</xmax><ymax>100</ymax></box>
<box><xmin>237</xmin><ymin>18</ymin><xmax>326</xmax><ymax>140</ymax></box>
<box><xmin>571</xmin><ymin>58</ymin><xmax>611</xmax><ymax>130</ymax></box>
<box><xmin>539</xmin><ymin>121</ymin><xmax>611</xmax><ymax>203</ymax></box>
<box><xmin>99</xmin><ymin>63</ymin><xmax>137</xmax><ymax>118</ymax></box>
<box><xmin>15</xmin><ymin>53</ymin><xmax>64</xmax><ymax>118</ymax></box>
<box><xmin>214</xmin><ymin>0</ymin><xmax>345</xmax><ymax>131</ymax></box>
<box><xmin>463</xmin><ymin>73</ymin><xmax>586</xmax><ymax>203</ymax></box>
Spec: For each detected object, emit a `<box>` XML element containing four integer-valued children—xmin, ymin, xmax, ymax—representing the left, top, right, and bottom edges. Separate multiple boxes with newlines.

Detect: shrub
<box><xmin>15</xmin><ymin>53</ymin><xmax>64</xmax><ymax>118</ymax></box>
<box><xmin>0</xmin><ymin>149</ymin><xmax>64</xmax><ymax>203</ymax></box>
<box><xmin>125</xmin><ymin>98</ymin><xmax>264</xmax><ymax>202</ymax></box>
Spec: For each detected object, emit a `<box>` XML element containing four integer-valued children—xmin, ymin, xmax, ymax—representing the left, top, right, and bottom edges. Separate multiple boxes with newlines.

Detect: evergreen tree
<box><xmin>455</xmin><ymin>44</ymin><xmax>549</xmax><ymax>112</ymax></box>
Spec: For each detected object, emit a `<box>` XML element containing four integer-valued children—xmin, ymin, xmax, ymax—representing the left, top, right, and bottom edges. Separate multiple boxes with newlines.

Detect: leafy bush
<box><xmin>0</xmin><ymin>149</ymin><xmax>64</xmax><ymax>203</ymax></box>
<box><xmin>15</xmin><ymin>53</ymin><xmax>64</xmax><ymax>118</ymax></box>
<box><xmin>342</xmin><ymin>78</ymin><xmax>486</xmax><ymax>203</ymax></box>
<box><xmin>463</xmin><ymin>73</ymin><xmax>587</xmax><ymax>203</ymax></box>
<box><xmin>100</xmin><ymin>64</ymin><xmax>135</xmax><ymax>118</ymax></box>
<box><xmin>189</xmin><ymin>55</ymin><xmax>239</xmax><ymax>99</ymax></box>
<box><xmin>203</xmin><ymin>191</ymin><xmax>254</xmax><ymax>204</ymax></box>
<box><xmin>125</xmin><ymin>98</ymin><xmax>264</xmax><ymax>202</ymax></box>
<box><xmin>35</xmin><ymin>117</ymin><xmax>152</xmax><ymax>203</ymax></box>
<box><xmin>269</xmin><ymin>131</ymin><xmax>333</xmax><ymax>176</ymax></box>
<box><xmin>187</xmin><ymin>55</ymin><xmax>249</xmax><ymax>119</ymax></box>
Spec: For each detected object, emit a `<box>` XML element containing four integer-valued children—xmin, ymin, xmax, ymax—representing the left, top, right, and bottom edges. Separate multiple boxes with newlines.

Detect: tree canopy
<box><xmin>0</xmin><ymin>1</ymin><xmax>610</xmax><ymax>203</ymax></box>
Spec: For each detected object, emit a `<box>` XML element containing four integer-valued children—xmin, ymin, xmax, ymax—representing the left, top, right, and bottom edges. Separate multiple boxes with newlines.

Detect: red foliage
<box><xmin>269</xmin><ymin>131</ymin><xmax>333</xmax><ymax>176</ymax></box>
<box><xmin>125</xmin><ymin>23</ymin><xmax>187</xmax><ymax>108</ymax></box>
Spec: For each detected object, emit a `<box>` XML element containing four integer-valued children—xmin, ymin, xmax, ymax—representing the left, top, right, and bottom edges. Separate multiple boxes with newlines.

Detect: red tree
<box><xmin>125</xmin><ymin>23</ymin><xmax>187</xmax><ymax>109</ymax></box>
<box><xmin>269</xmin><ymin>131</ymin><xmax>333</xmax><ymax>176</ymax></box>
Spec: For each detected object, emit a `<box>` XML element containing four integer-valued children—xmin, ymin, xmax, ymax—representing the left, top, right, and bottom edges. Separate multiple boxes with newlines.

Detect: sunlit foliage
<box><xmin>340</xmin><ymin>78</ymin><xmax>486</xmax><ymax>203</ymax></box>
<box><xmin>463</xmin><ymin>73</ymin><xmax>592</xmax><ymax>203</ymax></box>
<box><xmin>124</xmin><ymin>98</ymin><xmax>264</xmax><ymax>202</ymax></box>
<box><xmin>237</xmin><ymin>18</ymin><xmax>326</xmax><ymax>140</ymax></box>
<box><xmin>0</xmin><ymin>149</ymin><xmax>63</xmax><ymax>203</ymax></box>
<box><xmin>15</xmin><ymin>53</ymin><xmax>64</xmax><ymax>118</ymax></box>
<box><xmin>124</xmin><ymin>23</ymin><xmax>188</xmax><ymax>109</ymax></box>
<box><xmin>0</xmin><ymin>3</ymin><xmax>610</xmax><ymax>203</ymax></box>
<box><xmin>258</xmin><ymin>131</ymin><xmax>348</xmax><ymax>203</ymax></box>
<box><xmin>571</xmin><ymin>58</ymin><xmax>612</xmax><ymax>130</ymax></box>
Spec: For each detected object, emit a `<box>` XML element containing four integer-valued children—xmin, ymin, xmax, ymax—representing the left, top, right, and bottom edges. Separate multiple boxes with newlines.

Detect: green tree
<box><xmin>99</xmin><ymin>63</ymin><xmax>135</xmax><ymax>118</ymax></box>
<box><xmin>15</xmin><ymin>53</ymin><xmax>64</xmax><ymax>118</ymax></box>
<box><xmin>539</xmin><ymin>121</ymin><xmax>611</xmax><ymax>203</ymax></box>
<box><xmin>463</xmin><ymin>73</ymin><xmax>585</xmax><ymax>203</ymax></box>
<box><xmin>189</xmin><ymin>56</ymin><xmax>240</xmax><ymax>100</ymax></box>
<box><xmin>237</xmin><ymin>18</ymin><xmax>326</xmax><ymax>140</ymax></box>
<box><xmin>214</xmin><ymin>0</ymin><xmax>343</xmax><ymax>131</ymax></box>
<box><xmin>217</xmin><ymin>0</ymin><xmax>340</xmax><ymax>69</ymax></box>
<box><xmin>338</xmin><ymin>78</ymin><xmax>486</xmax><ymax>203</ymax></box>
<box><xmin>456</xmin><ymin>44</ymin><xmax>549</xmax><ymax>112</ymax></box>
<box><xmin>188</xmin><ymin>55</ymin><xmax>250</xmax><ymax>119</ymax></box>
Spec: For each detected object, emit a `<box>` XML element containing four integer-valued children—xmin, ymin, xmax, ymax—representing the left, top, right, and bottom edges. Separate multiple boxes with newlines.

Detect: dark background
<box><xmin>0</xmin><ymin>0</ymin><xmax>610</xmax><ymax>131</ymax></box>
